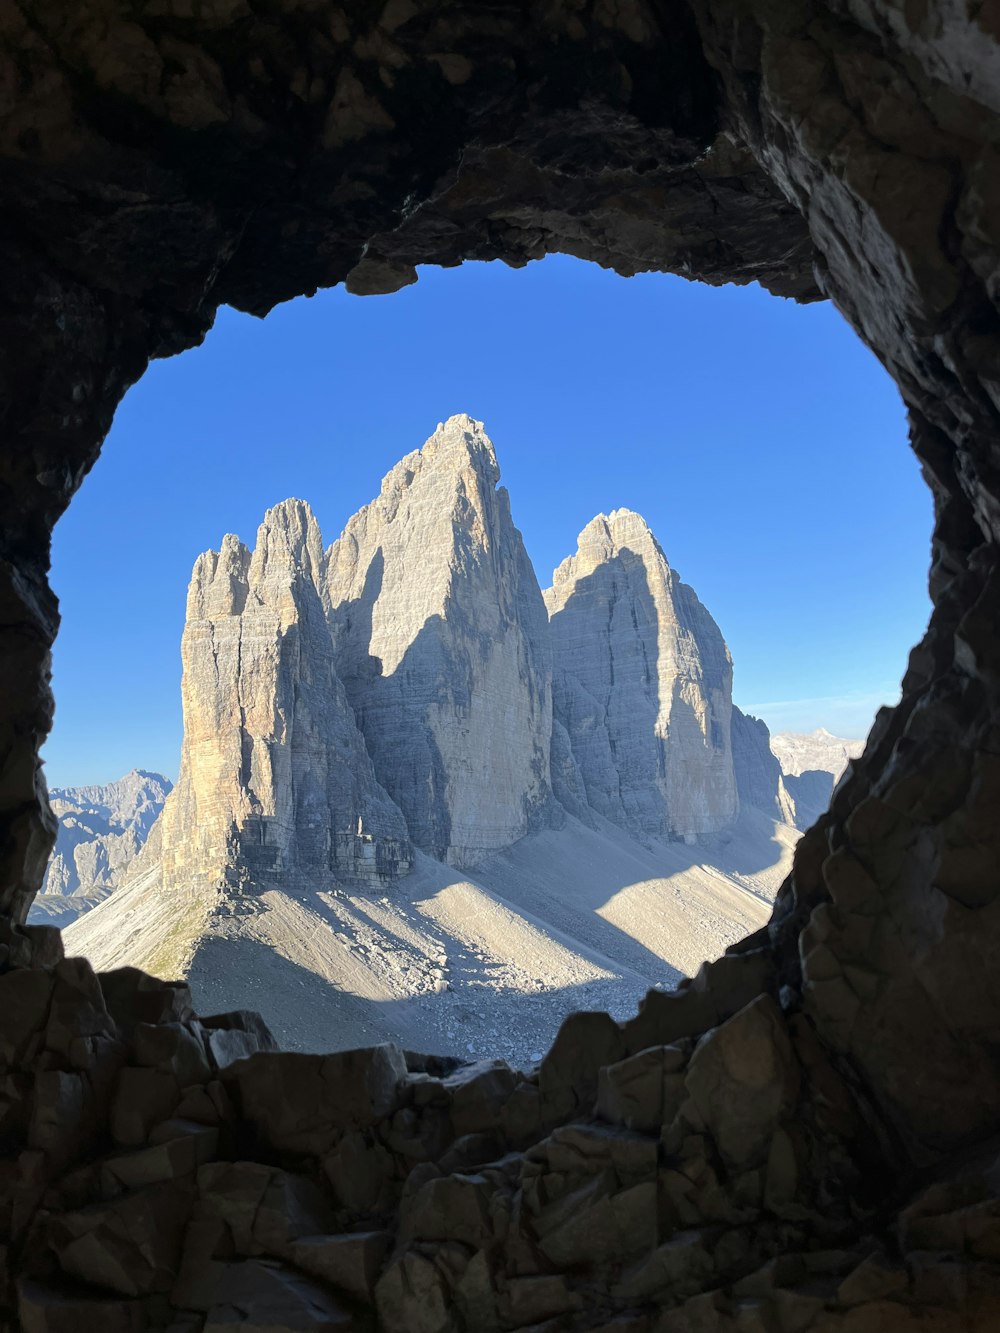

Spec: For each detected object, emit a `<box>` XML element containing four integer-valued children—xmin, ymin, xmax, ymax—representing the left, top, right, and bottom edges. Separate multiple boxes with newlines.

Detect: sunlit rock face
<box><xmin>157</xmin><ymin>501</ymin><xmax>410</xmax><ymax>896</ymax></box>
<box><xmin>325</xmin><ymin>415</ymin><xmax>554</xmax><ymax>866</ymax></box>
<box><xmin>30</xmin><ymin>772</ymin><xmax>173</xmax><ymax>926</ymax></box>
<box><xmin>41</xmin><ymin>771</ymin><xmax>171</xmax><ymax>900</ymax></box>
<box><xmin>544</xmin><ymin>510</ymin><xmax>738</xmax><ymax>842</ymax></box>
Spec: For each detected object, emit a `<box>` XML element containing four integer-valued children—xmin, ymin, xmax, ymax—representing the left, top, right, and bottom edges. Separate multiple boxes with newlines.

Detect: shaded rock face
<box><xmin>781</xmin><ymin>768</ymin><xmax>836</xmax><ymax>832</ymax></box>
<box><xmin>40</xmin><ymin>771</ymin><xmax>171</xmax><ymax>899</ymax></box>
<box><xmin>157</xmin><ymin>501</ymin><xmax>410</xmax><ymax>897</ymax></box>
<box><xmin>544</xmin><ymin>510</ymin><xmax>738</xmax><ymax>842</ymax></box>
<box><xmin>730</xmin><ymin>717</ymin><xmax>868</xmax><ymax>834</ymax></box>
<box><xmin>325</xmin><ymin>416</ymin><xmax>553</xmax><ymax>866</ymax></box>
<box><xmin>730</xmin><ymin>708</ymin><xmax>792</xmax><ymax>824</ymax></box>
<box><xmin>2</xmin><ymin>4</ymin><xmax>1000</xmax><ymax>1333</ymax></box>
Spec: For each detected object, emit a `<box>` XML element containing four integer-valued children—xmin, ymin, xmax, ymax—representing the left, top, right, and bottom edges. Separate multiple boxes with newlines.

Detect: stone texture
<box><xmin>730</xmin><ymin>708</ymin><xmax>795</xmax><ymax>825</ymax></box>
<box><xmin>325</xmin><ymin>415</ymin><xmax>554</xmax><ymax>865</ymax></box>
<box><xmin>0</xmin><ymin>947</ymin><xmax>994</xmax><ymax>1332</ymax></box>
<box><xmin>154</xmin><ymin>500</ymin><xmax>410</xmax><ymax>901</ymax></box>
<box><xmin>545</xmin><ymin>510</ymin><xmax>738</xmax><ymax>841</ymax></box>
<box><xmin>2</xmin><ymin>1</ymin><xmax>1000</xmax><ymax>1330</ymax></box>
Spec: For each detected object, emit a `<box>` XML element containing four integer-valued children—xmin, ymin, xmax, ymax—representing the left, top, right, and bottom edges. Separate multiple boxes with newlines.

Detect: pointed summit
<box><xmin>248</xmin><ymin>498</ymin><xmax>325</xmax><ymax>598</ymax></box>
<box><xmin>422</xmin><ymin>413</ymin><xmax>500</xmax><ymax>485</ymax></box>
<box><xmin>188</xmin><ymin>533</ymin><xmax>251</xmax><ymax>620</ymax></box>
<box><xmin>544</xmin><ymin>511</ymin><xmax>738</xmax><ymax>841</ymax></box>
<box><xmin>325</xmin><ymin>416</ymin><xmax>552</xmax><ymax>866</ymax></box>
<box><xmin>153</xmin><ymin>502</ymin><xmax>410</xmax><ymax>927</ymax></box>
<box><xmin>551</xmin><ymin>508</ymin><xmax>668</xmax><ymax>593</ymax></box>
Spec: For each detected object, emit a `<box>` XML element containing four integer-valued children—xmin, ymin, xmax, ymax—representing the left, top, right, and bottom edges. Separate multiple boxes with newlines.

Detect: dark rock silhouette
<box><xmin>2</xmin><ymin>5</ymin><xmax>1000</xmax><ymax>1330</ymax></box>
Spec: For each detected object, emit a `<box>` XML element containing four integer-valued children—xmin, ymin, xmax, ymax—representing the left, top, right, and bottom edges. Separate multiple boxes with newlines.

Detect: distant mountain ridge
<box><xmin>35</xmin><ymin>770</ymin><xmax>172</xmax><ymax>923</ymax></box>
<box><xmin>770</xmin><ymin>727</ymin><xmax>864</xmax><ymax>780</ymax></box>
<box><xmin>768</xmin><ymin>727</ymin><xmax>864</xmax><ymax>831</ymax></box>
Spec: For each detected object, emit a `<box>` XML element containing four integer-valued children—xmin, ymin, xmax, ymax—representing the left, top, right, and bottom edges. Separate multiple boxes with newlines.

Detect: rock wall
<box><xmin>545</xmin><ymin>510</ymin><xmax>738</xmax><ymax>841</ymax></box>
<box><xmin>5</xmin><ymin>947</ymin><xmax>998</xmax><ymax>1332</ymax></box>
<box><xmin>730</xmin><ymin>708</ymin><xmax>793</xmax><ymax>823</ymax></box>
<box><xmin>2</xmin><ymin>1</ymin><xmax>1000</xmax><ymax>1330</ymax></box>
<box><xmin>156</xmin><ymin>500</ymin><xmax>410</xmax><ymax>899</ymax></box>
<box><xmin>325</xmin><ymin>416</ymin><xmax>554</xmax><ymax>866</ymax></box>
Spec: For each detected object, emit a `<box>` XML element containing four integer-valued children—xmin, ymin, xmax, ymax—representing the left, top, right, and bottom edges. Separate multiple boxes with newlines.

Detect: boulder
<box><xmin>683</xmin><ymin>996</ymin><xmax>800</xmax><ymax>1171</ymax></box>
<box><xmin>225</xmin><ymin>1045</ymin><xmax>407</xmax><ymax>1156</ymax></box>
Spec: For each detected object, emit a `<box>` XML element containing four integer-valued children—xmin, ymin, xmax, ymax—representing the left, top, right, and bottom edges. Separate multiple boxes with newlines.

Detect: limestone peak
<box><xmin>550</xmin><ymin>508</ymin><xmax>666</xmax><ymax>590</ymax></box>
<box><xmin>188</xmin><ymin>533</ymin><xmax>251</xmax><ymax>620</ymax></box>
<box><xmin>591</xmin><ymin>508</ymin><xmax>661</xmax><ymax>550</ymax></box>
<box><xmin>421</xmin><ymin>413</ymin><xmax>500</xmax><ymax>486</ymax></box>
<box><xmin>325</xmin><ymin>414</ymin><xmax>551</xmax><ymax>866</ymax></box>
<box><xmin>249</xmin><ymin>497</ymin><xmax>325</xmax><ymax>591</ymax></box>
<box><xmin>544</xmin><ymin>506</ymin><xmax>737</xmax><ymax>841</ymax></box>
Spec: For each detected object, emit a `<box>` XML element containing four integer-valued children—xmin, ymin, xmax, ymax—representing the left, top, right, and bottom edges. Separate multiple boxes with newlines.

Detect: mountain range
<box><xmin>41</xmin><ymin>416</ymin><xmax>864</xmax><ymax>1060</ymax></box>
<box><xmin>36</xmin><ymin>770</ymin><xmax>173</xmax><ymax>923</ymax></box>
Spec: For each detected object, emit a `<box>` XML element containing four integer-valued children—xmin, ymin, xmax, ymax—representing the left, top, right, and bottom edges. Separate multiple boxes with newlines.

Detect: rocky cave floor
<box><xmin>5</xmin><ymin>938</ymin><xmax>998</xmax><ymax>1332</ymax></box>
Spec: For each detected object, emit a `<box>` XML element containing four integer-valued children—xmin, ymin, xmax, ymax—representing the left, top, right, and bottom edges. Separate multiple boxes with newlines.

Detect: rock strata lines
<box><xmin>325</xmin><ymin>415</ymin><xmax>554</xmax><ymax>867</ymax></box>
<box><xmin>155</xmin><ymin>499</ymin><xmax>411</xmax><ymax>901</ymax></box>
<box><xmin>544</xmin><ymin>509</ymin><xmax>739</xmax><ymax>842</ymax></box>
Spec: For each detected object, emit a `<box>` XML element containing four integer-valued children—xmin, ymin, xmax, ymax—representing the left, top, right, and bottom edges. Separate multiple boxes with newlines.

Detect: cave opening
<box><xmin>5</xmin><ymin>5</ymin><xmax>1000</xmax><ymax>1325</ymax></box>
<box><xmin>35</xmin><ymin>255</ymin><xmax>930</xmax><ymax>1060</ymax></box>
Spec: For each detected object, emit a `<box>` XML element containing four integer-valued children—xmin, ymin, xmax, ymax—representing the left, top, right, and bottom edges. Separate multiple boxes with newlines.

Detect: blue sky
<box><xmin>45</xmin><ymin>255</ymin><xmax>931</xmax><ymax>788</ymax></box>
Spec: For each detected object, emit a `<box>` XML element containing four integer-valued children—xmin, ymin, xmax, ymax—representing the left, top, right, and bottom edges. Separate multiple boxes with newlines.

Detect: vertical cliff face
<box><xmin>157</xmin><ymin>500</ymin><xmax>410</xmax><ymax>897</ymax></box>
<box><xmin>544</xmin><ymin>510</ymin><xmax>738</xmax><ymax>842</ymax></box>
<box><xmin>730</xmin><ymin>707</ymin><xmax>794</xmax><ymax>823</ymax></box>
<box><xmin>325</xmin><ymin>415</ymin><xmax>553</xmax><ymax>866</ymax></box>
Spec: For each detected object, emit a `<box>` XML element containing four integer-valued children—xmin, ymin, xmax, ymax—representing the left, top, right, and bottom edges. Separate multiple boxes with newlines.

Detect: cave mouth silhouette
<box><xmin>5</xmin><ymin>8</ymin><xmax>1000</xmax><ymax>1329</ymax></box>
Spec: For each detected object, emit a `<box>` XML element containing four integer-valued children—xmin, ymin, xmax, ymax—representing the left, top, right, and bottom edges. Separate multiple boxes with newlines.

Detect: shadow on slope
<box><xmin>62</xmin><ymin>795</ymin><xmax>789</xmax><ymax>1065</ymax></box>
<box><xmin>185</xmin><ymin>931</ymin><xmax>658</xmax><ymax>1064</ymax></box>
<box><xmin>176</xmin><ymin>809</ymin><xmax>783</xmax><ymax>1062</ymax></box>
<box><xmin>471</xmin><ymin>808</ymin><xmax>785</xmax><ymax>984</ymax></box>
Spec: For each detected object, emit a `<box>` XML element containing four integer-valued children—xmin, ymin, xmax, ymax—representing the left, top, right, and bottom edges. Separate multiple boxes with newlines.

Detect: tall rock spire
<box><xmin>543</xmin><ymin>509</ymin><xmax>739</xmax><ymax>842</ymax></box>
<box><xmin>325</xmin><ymin>415</ymin><xmax>554</xmax><ymax>866</ymax></box>
<box><xmin>157</xmin><ymin>499</ymin><xmax>410</xmax><ymax>898</ymax></box>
